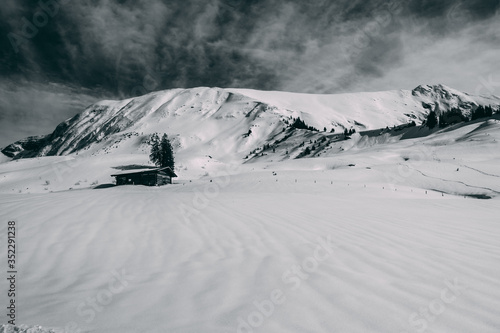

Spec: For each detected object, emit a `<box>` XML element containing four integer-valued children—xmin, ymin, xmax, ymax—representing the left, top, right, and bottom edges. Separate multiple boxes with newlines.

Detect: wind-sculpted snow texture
<box><xmin>0</xmin><ymin>172</ymin><xmax>499</xmax><ymax>332</ymax></box>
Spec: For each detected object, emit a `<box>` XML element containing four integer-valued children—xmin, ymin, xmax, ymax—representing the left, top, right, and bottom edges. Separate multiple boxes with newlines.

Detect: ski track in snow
<box><xmin>407</xmin><ymin>166</ymin><xmax>500</xmax><ymax>196</ymax></box>
<box><xmin>459</xmin><ymin>164</ymin><xmax>500</xmax><ymax>178</ymax></box>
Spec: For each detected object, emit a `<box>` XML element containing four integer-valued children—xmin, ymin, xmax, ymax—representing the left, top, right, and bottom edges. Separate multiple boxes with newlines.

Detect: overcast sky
<box><xmin>1</xmin><ymin>0</ymin><xmax>499</xmax><ymax>148</ymax></box>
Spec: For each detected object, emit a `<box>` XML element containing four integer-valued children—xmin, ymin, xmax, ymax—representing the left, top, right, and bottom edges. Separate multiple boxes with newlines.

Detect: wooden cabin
<box><xmin>111</xmin><ymin>167</ymin><xmax>177</xmax><ymax>186</ymax></box>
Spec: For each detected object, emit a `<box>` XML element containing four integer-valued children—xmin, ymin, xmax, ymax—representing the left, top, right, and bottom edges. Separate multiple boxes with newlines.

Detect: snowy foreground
<box><xmin>1</xmin><ymin>170</ymin><xmax>500</xmax><ymax>332</ymax></box>
<box><xmin>1</xmin><ymin>117</ymin><xmax>500</xmax><ymax>332</ymax></box>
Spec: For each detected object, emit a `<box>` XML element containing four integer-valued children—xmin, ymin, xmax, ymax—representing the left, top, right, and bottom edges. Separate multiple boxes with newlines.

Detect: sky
<box><xmin>1</xmin><ymin>0</ymin><xmax>499</xmax><ymax>148</ymax></box>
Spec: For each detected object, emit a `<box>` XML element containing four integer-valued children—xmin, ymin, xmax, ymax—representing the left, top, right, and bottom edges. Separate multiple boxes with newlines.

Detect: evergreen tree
<box><xmin>439</xmin><ymin>108</ymin><xmax>467</xmax><ymax>128</ymax></box>
<box><xmin>291</xmin><ymin>117</ymin><xmax>318</xmax><ymax>131</ymax></box>
<box><xmin>426</xmin><ymin>111</ymin><xmax>438</xmax><ymax>129</ymax></box>
<box><xmin>292</xmin><ymin>117</ymin><xmax>307</xmax><ymax>130</ymax></box>
<box><xmin>160</xmin><ymin>134</ymin><xmax>175</xmax><ymax>169</ymax></box>
<box><xmin>472</xmin><ymin>106</ymin><xmax>486</xmax><ymax>120</ymax></box>
<box><xmin>485</xmin><ymin>105</ymin><xmax>493</xmax><ymax>117</ymax></box>
<box><xmin>149</xmin><ymin>133</ymin><xmax>175</xmax><ymax>169</ymax></box>
<box><xmin>149</xmin><ymin>134</ymin><xmax>161</xmax><ymax>166</ymax></box>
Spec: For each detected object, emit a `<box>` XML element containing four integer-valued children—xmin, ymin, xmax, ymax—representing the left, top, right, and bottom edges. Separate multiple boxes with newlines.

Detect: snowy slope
<box><xmin>3</xmin><ymin>85</ymin><xmax>499</xmax><ymax>164</ymax></box>
<box><xmin>1</xmin><ymin>115</ymin><xmax>499</xmax><ymax>197</ymax></box>
<box><xmin>1</xmin><ymin>166</ymin><xmax>499</xmax><ymax>333</ymax></box>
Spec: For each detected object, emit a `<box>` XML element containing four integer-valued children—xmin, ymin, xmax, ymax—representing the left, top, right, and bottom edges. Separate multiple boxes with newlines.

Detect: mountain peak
<box><xmin>412</xmin><ymin>84</ymin><xmax>472</xmax><ymax>99</ymax></box>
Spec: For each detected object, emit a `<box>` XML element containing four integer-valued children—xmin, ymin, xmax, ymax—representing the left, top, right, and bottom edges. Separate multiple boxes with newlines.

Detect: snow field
<box><xmin>1</xmin><ymin>169</ymin><xmax>499</xmax><ymax>332</ymax></box>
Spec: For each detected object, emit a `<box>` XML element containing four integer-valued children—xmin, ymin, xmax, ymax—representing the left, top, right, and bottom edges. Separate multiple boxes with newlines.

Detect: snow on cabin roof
<box><xmin>111</xmin><ymin>168</ymin><xmax>158</xmax><ymax>176</ymax></box>
<box><xmin>111</xmin><ymin>167</ymin><xmax>177</xmax><ymax>177</ymax></box>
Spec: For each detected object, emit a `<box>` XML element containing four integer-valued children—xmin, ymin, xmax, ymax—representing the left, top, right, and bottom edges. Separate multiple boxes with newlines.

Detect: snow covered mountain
<box><xmin>1</xmin><ymin>85</ymin><xmax>500</xmax><ymax>333</ymax></box>
<box><xmin>3</xmin><ymin>84</ymin><xmax>499</xmax><ymax>162</ymax></box>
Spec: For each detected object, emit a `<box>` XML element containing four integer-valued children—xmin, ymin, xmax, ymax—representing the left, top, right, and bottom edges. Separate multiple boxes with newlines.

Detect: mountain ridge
<box><xmin>2</xmin><ymin>84</ymin><xmax>500</xmax><ymax>161</ymax></box>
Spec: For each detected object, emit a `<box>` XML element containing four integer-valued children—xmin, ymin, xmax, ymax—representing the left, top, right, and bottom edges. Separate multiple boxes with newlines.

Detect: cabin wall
<box><xmin>116</xmin><ymin>176</ymin><xmax>127</xmax><ymax>185</ymax></box>
<box><xmin>141</xmin><ymin>173</ymin><xmax>157</xmax><ymax>186</ymax></box>
<box><xmin>156</xmin><ymin>174</ymin><xmax>171</xmax><ymax>185</ymax></box>
<box><xmin>114</xmin><ymin>172</ymin><xmax>173</xmax><ymax>186</ymax></box>
<box><xmin>115</xmin><ymin>174</ymin><xmax>145</xmax><ymax>185</ymax></box>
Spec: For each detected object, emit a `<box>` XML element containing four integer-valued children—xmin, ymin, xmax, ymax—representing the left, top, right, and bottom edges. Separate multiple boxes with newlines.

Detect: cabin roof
<box><xmin>111</xmin><ymin>167</ymin><xmax>177</xmax><ymax>177</ymax></box>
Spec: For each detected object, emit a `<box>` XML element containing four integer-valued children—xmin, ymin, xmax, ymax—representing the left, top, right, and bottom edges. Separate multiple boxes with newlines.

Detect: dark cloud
<box><xmin>0</xmin><ymin>0</ymin><xmax>499</xmax><ymax>147</ymax></box>
<box><xmin>0</xmin><ymin>79</ymin><xmax>99</xmax><ymax>147</ymax></box>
